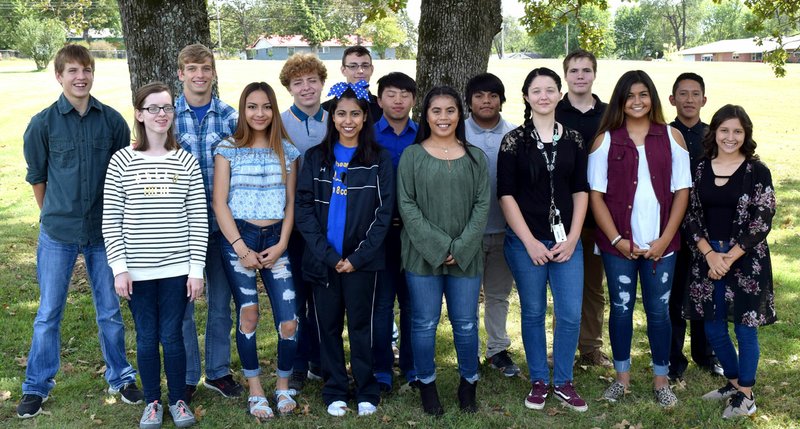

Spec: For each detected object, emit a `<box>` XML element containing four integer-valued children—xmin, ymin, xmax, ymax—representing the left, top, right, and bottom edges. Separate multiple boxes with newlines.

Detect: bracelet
<box><xmin>238</xmin><ymin>249</ymin><xmax>252</xmax><ymax>260</ymax></box>
<box><xmin>703</xmin><ymin>249</ymin><xmax>713</xmax><ymax>257</ymax></box>
<box><xmin>610</xmin><ymin>235</ymin><xmax>622</xmax><ymax>246</ymax></box>
<box><xmin>230</xmin><ymin>237</ymin><xmax>243</xmax><ymax>246</ymax></box>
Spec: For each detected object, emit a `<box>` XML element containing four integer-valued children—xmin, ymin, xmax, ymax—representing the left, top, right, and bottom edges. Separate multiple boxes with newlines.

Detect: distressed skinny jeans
<box><xmin>602</xmin><ymin>252</ymin><xmax>675</xmax><ymax>376</ymax></box>
<box><xmin>220</xmin><ymin>220</ymin><xmax>298</xmax><ymax>378</ymax></box>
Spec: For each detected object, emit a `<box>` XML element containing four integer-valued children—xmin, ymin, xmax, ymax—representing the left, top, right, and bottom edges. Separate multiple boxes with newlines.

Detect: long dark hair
<box><xmin>231</xmin><ymin>82</ymin><xmax>292</xmax><ymax>182</ymax></box>
<box><xmin>520</xmin><ymin>67</ymin><xmax>561</xmax><ymax>128</ymax></box>
<box><xmin>703</xmin><ymin>104</ymin><xmax>758</xmax><ymax>161</ymax></box>
<box><xmin>596</xmin><ymin>70</ymin><xmax>665</xmax><ymax>138</ymax></box>
<box><xmin>133</xmin><ymin>82</ymin><xmax>178</xmax><ymax>152</ymax></box>
<box><xmin>319</xmin><ymin>87</ymin><xmax>378</xmax><ymax>166</ymax></box>
<box><xmin>414</xmin><ymin>85</ymin><xmax>476</xmax><ymax>163</ymax></box>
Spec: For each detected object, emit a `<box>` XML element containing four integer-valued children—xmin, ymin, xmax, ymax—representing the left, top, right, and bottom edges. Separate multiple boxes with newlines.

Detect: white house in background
<box><xmin>247</xmin><ymin>34</ymin><xmax>395</xmax><ymax>60</ymax></box>
<box><xmin>676</xmin><ymin>35</ymin><xmax>800</xmax><ymax>63</ymax></box>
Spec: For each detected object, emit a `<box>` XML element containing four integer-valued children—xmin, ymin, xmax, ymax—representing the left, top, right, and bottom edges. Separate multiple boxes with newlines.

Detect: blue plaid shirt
<box><xmin>175</xmin><ymin>94</ymin><xmax>238</xmax><ymax>231</ymax></box>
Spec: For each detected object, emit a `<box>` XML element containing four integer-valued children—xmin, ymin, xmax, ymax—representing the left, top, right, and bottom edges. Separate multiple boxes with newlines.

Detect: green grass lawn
<box><xmin>0</xmin><ymin>57</ymin><xmax>798</xmax><ymax>428</ymax></box>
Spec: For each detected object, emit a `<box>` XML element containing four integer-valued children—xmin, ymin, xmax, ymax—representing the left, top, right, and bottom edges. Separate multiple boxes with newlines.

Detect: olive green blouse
<box><xmin>397</xmin><ymin>144</ymin><xmax>489</xmax><ymax>277</ymax></box>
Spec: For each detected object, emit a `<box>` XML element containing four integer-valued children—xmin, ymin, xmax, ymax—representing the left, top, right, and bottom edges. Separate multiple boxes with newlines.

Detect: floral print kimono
<box><xmin>682</xmin><ymin>158</ymin><xmax>777</xmax><ymax>327</ymax></box>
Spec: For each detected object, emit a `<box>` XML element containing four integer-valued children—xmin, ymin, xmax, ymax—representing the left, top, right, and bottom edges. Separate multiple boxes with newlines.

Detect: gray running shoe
<box><xmin>723</xmin><ymin>391</ymin><xmax>756</xmax><ymax>419</ymax></box>
<box><xmin>702</xmin><ymin>382</ymin><xmax>738</xmax><ymax>401</ymax></box>
<box><xmin>139</xmin><ymin>401</ymin><xmax>162</xmax><ymax>429</ymax></box>
<box><xmin>168</xmin><ymin>400</ymin><xmax>196</xmax><ymax>428</ymax></box>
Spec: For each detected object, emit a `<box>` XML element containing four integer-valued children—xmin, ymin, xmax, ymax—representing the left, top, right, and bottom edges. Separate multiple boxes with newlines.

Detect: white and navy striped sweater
<box><xmin>102</xmin><ymin>146</ymin><xmax>208</xmax><ymax>281</ymax></box>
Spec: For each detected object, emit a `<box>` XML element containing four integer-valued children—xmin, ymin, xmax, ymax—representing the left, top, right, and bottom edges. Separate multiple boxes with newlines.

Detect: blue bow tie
<box><xmin>327</xmin><ymin>80</ymin><xmax>370</xmax><ymax>101</ymax></box>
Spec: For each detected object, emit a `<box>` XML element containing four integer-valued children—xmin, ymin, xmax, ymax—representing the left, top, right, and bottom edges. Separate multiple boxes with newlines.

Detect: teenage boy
<box><xmin>174</xmin><ymin>43</ymin><xmax>243</xmax><ymax>400</ymax></box>
<box><xmin>372</xmin><ymin>72</ymin><xmax>418</xmax><ymax>391</ymax></box>
<box><xmin>668</xmin><ymin>72</ymin><xmax>723</xmax><ymax>380</ymax></box>
<box><xmin>279</xmin><ymin>52</ymin><xmax>328</xmax><ymax>390</ymax></box>
<box><xmin>321</xmin><ymin>46</ymin><xmax>382</xmax><ymax>121</ymax></box>
<box><xmin>464</xmin><ymin>73</ymin><xmax>520</xmax><ymax>377</ymax></box>
<box><xmin>554</xmin><ymin>49</ymin><xmax>611</xmax><ymax>368</ymax></box>
<box><xmin>18</xmin><ymin>44</ymin><xmax>142</xmax><ymax>418</ymax></box>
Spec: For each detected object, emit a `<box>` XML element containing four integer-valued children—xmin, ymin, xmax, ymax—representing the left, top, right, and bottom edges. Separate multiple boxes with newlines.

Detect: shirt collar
<box><xmin>559</xmin><ymin>93</ymin><xmax>602</xmax><ymax>112</ymax></box>
<box><xmin>290</xmin><ymin>104</ymin><xmax>325</xmax><ymax>122</ymax></box>
<box><xmin>176</xmin><ymin>95</ymin><xmax>221</xmax><ymax>113</ymax></box>
<box><xmin>57</xmin><ymin>93</ymin><xmax>102</xmax><ymax>115</ymax></box>
<box><xmin>466</xmin><ymin>115</ymin><xmax>506</xmax><ymax>134</ymax></box>
<box><xmin>672</xmin><ymin>117</ymin><xmax>706</xmax><ymax>134</ymax></box>
<box><xmin>377</xmin><ymin>115</ymin><xmax>417</xmax><ymax>135</ymax></box>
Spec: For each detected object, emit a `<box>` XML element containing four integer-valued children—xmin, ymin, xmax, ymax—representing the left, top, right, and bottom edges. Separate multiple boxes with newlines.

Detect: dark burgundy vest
<box><xmin>595</xmin><ymin>123</ymin><xmax>681</xmax><ymax>257</ymax></box>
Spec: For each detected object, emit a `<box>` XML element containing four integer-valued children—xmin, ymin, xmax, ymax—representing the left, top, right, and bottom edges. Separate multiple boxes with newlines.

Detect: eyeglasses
<box><xmin>344</xmin><ymin>63</ymin><xmax>373</xmax><ymax>72</ymax></box>
<box><xmin>140</xmin><ymin>105</ymin><xmax>175</xmax><ymax>114</ymax></box>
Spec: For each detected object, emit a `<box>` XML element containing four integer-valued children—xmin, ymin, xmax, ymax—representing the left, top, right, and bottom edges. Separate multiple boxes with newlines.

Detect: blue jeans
<box><xmin>703</xmin><ymin>240</ymin><xmax>760</xmax><ymax>387</ymax></box>
<box><xmin>183</xmin><ymin>231</ymin><xmax>235</xmax><ymax>384</ymax></box>
<box><xmin>23</xmin><ymin>230</ymin><xmax>137</xmax><ymax>397</ymax></box>
<box><xmin>504</xmin><ymin>232</ymin><xmax>584</xmax><ymax>385</ymax></box>
<box><xmin>221</xmin><ymin>220</ymin><xmax>298</xmax><ymax>379</ymax></box>
<box><xmin>287</xmin><ymin>230</ymin><xmax>320</xmax><ymax>373</ymax></box>
<box><xmin>603</xmin><ymin>252</ymin><xmax>675</xmax><ymax>376</ymax></box>
<box><xmin>373</xmin><ymin>225</ymin><xmax>414</xmax><ymax>385</ymax></box>
<box><xmin>128</xmin><ymin>276</ymin><xmax>188</xmax><ymax>405</ymax></box>
<box><xmin>406</xmin><ymin>271</ymin><xmax>481</xmax><ymax>384</ymax></box>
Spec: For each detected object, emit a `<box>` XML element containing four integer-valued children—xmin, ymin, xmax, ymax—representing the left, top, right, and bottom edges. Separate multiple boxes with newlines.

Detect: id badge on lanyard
<box><xmin>550</xmin><ymin>209</ymin><xmax>567</xmax><ymax>243</ymax></box>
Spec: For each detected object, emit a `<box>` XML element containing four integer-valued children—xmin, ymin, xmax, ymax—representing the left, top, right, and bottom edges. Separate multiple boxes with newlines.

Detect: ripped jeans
<box><xmin>220</xmin><ymin>220</ymin><xmax>298</xmax><ymax>379</ymax></box>
<box><xmin>602</xmin><ymin>252</ymin><xmax>675</xmax><ymax>376</ymax></box>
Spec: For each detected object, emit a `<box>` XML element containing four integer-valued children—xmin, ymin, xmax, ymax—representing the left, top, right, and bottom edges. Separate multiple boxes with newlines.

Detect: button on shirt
<box><xmin>465</xmin><ymin>116</ymin><xmax>516</xmax><ymax>234</ymax></box>
<box><xmin>174</xmin><ymin>95</ymin><xmax>238</xmax><ymax>232</ymax></box>
<box><xmin>23</xmin><ymin>94</ymin><xmax>130</xmax><ymax>245</ymax></box>
<box><xmin>374</xmin><ymin>116</ymin><xmax>417</xmax><ymax>169</ymax></box>
<box><xmin>670</xmin><ymin>117</ymin><xmax>708</xmax><ymax>165</ymax></box>
<box><xmin>282</xmin><ymin>105</ymin><xmax>328</xmax><ymax>168</ymax></box>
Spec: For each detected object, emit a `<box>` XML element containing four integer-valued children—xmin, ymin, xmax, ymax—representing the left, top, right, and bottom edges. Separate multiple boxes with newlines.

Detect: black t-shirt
<box><xmin>555</xmin><ymin>94</ymin><xmax>607</xmax><ymax>229</ymax></box>
<box><xmin>670</xmin><ymin>117</ymin><xmax>708</xmax><ymax>166</ymax></box>
<box><xmin>497</xmin><ymin>125</ymin><xmax>589</xmax><ymax>241</ymax></box>
<box><xmin>700</xmin><ymin>161</ymin><xmax>746</xmax><ymax>240</ymax></box>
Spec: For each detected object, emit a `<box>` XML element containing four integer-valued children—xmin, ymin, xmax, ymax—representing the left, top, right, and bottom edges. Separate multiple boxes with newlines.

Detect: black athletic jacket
<box><xmin>295</xmin><ymin>143</ymin><xmax>394</xmax><ymax>282</ymax></box>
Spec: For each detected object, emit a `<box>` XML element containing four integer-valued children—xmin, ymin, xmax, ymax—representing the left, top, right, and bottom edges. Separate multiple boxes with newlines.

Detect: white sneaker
<box><xmin>139</xmin><ymin>401</ymin><xmax>163</xmax><ymax>429</ymax></box>
<box><xmin>358</xmin><ymin>401</ymin><xmax>377</xmax><ymax>416</ymax></box>
<box><xmin>327</xmin><ymin>400</ymin><xmax>347</xmax><ymax>416</ymax></box>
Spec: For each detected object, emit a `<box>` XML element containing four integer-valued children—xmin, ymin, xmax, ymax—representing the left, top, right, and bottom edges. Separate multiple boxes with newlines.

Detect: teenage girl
<box><xmin>103</xmin><ymin>82</ymin><xmax>205</xmax><ymax>428</ymax></box>
<box><xmin>587</xmin><ymin>70</ymin><xmax>691</xmax><ymax>408</ymax></box>
<box><xmin>212</xmin><ymin>82</ymin><xmax>300</xmax><ymax>419</ymax></box>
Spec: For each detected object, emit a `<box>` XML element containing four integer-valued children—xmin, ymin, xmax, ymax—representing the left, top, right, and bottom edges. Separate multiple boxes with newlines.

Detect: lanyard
<box><xmin>531</xmin><ymin>124</ymin><xmax>561</xmax><ymax>226</ymax></box>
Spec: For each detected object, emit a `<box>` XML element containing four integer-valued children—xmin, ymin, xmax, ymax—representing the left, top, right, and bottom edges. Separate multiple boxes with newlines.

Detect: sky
<box><xmin>406</xmin><ymin>0</ymin><xmax>623</xmax><ymax>23</ymax></box>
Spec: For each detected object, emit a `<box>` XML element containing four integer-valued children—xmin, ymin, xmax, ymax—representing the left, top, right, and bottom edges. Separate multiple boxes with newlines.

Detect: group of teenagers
<box><xmin>18</xmin><ymin>41</ymin><xmax>776</xmax><ymax>427</ymax></box>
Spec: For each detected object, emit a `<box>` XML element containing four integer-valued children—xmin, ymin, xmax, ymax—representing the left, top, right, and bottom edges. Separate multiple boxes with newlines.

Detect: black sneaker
<box><xmin>184</xmin><ymin>384</ymin><xmax>197</xmax><ymax>405</ymax></box>
<box><xmin>17</xmin><ymin>394</ymin><xmax>47</xmax><ymax>419</ymax></box>
<box><xmin>108</xmin><ymin>383</ymin><xmax>144</xmax><ymax>404</ymax></box>
<box><xmin>203</xmin><ymin>374</ymin><xmax>244</xmax><ymax>398</ymax></box>
<box><xmin>487</xmin><ymin>350</ymin><xmax>521</xmax><ymax>377</ymax></box>
<box><xmin>307</xmin><ymin>364</ymin><xmax>323</xmax><ymax>381</ymax></box>
<box><xmin>288</xmin><ymin>371</ymin><xmax>307</xmax><ymax>391</ymax></box>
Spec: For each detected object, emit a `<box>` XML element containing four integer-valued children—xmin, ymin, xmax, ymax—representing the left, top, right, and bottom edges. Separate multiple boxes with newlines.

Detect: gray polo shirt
<box><xmin>465</xmin><ymin>116</ymin><xmax>516</xmax><ymax>235</ymax></box>
<box><xmin>281</xmin><ymin>104</ymin><xmax>328</xmax><ymax>169</ymax></box>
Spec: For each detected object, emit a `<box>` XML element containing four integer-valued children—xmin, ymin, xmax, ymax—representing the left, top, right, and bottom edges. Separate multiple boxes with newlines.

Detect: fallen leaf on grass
<box><xmin>762</xmin><ymin>385</ymin><xmax>776</xmax><ymax>394</ymax></box>
<box><xmin>81</xmin><ymin>403</ymin><xmax>89</xmax><ymax>411</ymax></box>
<box><xmin>578</xmin><ymin>365</ymin><xmax>588</xmax><ymax>371</ymax></box>
<box><xmin>104</xmin><ymin>396</ymin><xmax>117</xmax><ymax>405</ymax></box>
<box><xmin>15</xmin><ymin>356</ymin><xmax>28</xmax><ymax>367</ymax></box>
<box><xmin>40</xmin><ymin>410</ymin><xmax>52</xmax><ymax>416</ymax></box>
<box><xmin>763</xmin><ymin>359</ymin><xmax>779</xmax><ymax>365</ymax></box>
<box><xmin>63</xmin><ymin>362</ymin><xmax>76</xmax><ymax>374</ymax></box>
<box><xmin>546</xmin><ymin>407</ymin><xmax>564</xmax><ymax>416</ymax></box>
<box><xmin>301</xmin><ymin>402</ymin><xmax>311</xmax><ymax>415</ymax></box>
<box><xmin>671</xmin><ymin>378</ymin><xmax>687</xmax><ymax>391</ymax></box>
<box><xmin>381</xmin><ymin>415</ymin><xmax>392</xmax><ymax>423</ymax></box>
<box><xmin>593</xmin><ymin>412</ymin><xmax>607</xmax><ymax>421</ymax></box>
<box><xmin>780</xmin><ymin>381</ymin><xmax>789</xmax><ymax>386</ymax></box>
<box><xmin>407</xmin><ymin>420</ymin><xmax>418</xmax><ymax>426</ymax></box>
<box><xmin>95</xmin><ymin>364</ymin><xmax>107</xmax><ymax>375</ymax></box>
<box><xmin>613</xmin><ymin>419</ymin><xmax>631</xmax><ymax>429</ymax></box>
<box><xmin>1</xmin><ymin>390</ymin><xmax>11</xmax><ymax>401</ymax></box>
<box><xmin>598</xmin><ymin>375</ymin><xmax>614</xmax><ymax>383</ymax></box>
<box><xmin>194</xmin><ymin>405</ymin><xmax>206</xmax><ymax>421</ymax></box>
<box><xmin>758</xmin><ymin>415</ymin><xmax>770</xmax><ymax>421</ymax></box>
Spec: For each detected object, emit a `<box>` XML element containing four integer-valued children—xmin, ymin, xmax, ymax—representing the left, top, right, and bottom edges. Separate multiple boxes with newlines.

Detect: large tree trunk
<box><xmin>414</xmin><ymin>0</ymin><xmax>501</xmax><ymax>119</ymax></box>
<box><xmin>117</xmin><ymin>0</ymin><xmax>211</xmax><ymax>99</ymax></box>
